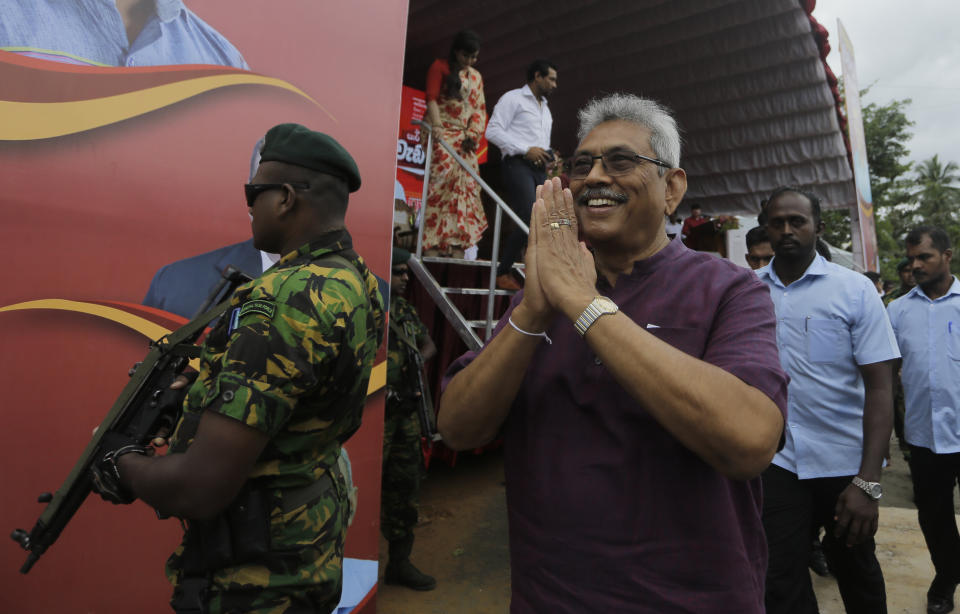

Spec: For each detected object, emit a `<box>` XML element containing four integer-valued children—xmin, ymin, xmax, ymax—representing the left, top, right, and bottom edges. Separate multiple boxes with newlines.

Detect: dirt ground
<box><xmin>376</xmin><ymin>439</ymin><xmax>959</xmax><ymax>613</ymax></box>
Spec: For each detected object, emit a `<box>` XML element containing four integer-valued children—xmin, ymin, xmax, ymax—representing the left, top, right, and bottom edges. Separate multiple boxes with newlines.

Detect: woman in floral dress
<box><xmin>422</xmin><ymin>30</ymin><xmax>487</xmax><ymax>258</ymax></box>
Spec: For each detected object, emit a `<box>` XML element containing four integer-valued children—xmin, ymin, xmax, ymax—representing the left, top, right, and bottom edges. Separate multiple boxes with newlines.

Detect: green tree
<box><xmin>864</xmin><ymin>97</ymin><xmax>915</xmax><ymax>210</ymax></box>
<box><xmin>904</xmin><ymin>155</ymin><xmax>960</xmax><ymax>274</ymax></box>
<box><xmin>912</xmin><ymin>155</ymin><xmax>960</xmax><ymax>227</ymax></box>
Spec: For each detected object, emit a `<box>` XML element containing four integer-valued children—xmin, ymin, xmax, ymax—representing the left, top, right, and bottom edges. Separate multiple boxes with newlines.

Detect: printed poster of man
<box><xmin>0</xmin><ymin>1</ymin><xmax>407</xmax><ymax>611</ymax></box>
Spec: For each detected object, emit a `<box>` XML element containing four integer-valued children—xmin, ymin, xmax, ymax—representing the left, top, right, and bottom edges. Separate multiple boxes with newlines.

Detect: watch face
<box><xmin>870</xmin><ymin>484</ymin><xmax>882</xmax><ymax>498</ymax></box>
<box><xmin>596</xmin><ymin>297</ymin><xmax>617</xmax><ymax>312</ymax></box>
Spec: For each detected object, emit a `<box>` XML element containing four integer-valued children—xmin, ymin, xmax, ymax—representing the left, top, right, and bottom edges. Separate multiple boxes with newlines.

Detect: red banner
<box><xmin>396</xmin><ymin>85</ymin><xmax>428</xmax><ymax>216</ymax></box>
<box><xmin>0</xmin><ymin>2</ymin><xmax>407</xmax><ymax>611</ymax></box>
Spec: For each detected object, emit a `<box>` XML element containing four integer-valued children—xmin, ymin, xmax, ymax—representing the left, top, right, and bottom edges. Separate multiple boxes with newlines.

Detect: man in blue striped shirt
<box><xmin>887</xmin><ymin>226</ymin><xmax>960</xmax><ymax>614</ymax></box>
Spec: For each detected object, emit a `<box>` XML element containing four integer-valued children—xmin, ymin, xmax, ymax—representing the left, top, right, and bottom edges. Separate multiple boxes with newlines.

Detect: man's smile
<box><xmin>577</xmin><ymin>188</ymin><xmax>628</xmax><ymax>209</ymax></box>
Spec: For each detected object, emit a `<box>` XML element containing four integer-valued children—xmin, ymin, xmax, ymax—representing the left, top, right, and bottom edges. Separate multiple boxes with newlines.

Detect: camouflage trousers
<box><xmin>380</xmin><ymin>399</ymin><xmax>423</xmax><ymax>541</ymax></box>
<box><xmin>166</xmin><ymin>474</ymin><xmax>349</xmax><ymax>614</ymax></box>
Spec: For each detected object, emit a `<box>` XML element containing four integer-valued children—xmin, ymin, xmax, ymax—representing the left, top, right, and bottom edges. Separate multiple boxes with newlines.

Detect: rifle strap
<box><xmin>388</xmin><ymin>317</ymin><xmax>420</xmax><ymax>352</ymax></box>
<box><xmin>157</xmin><ymin>294</ymin><xmax>235</xmax><ymax>354</ymax></box>
<box><xmin>279</xmin><ymin>459</ymin><xmax>344</xmax><ymax>514</ymax></box>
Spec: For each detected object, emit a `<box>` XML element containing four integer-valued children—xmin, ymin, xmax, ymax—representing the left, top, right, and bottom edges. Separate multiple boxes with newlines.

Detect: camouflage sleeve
<box><xmin>205</xmin><ymin>266</ymin><xmax>372</xmax><ymax>436</ymax></box>
<box><xmin>362</xmin><ymin>261</ymin><xmax>386</xmax><ymax>345</ymax></box>
<box><xmin>412</xmin><ymin>308</ymin><xmax>429</xmax><ymax>348</ymax></box>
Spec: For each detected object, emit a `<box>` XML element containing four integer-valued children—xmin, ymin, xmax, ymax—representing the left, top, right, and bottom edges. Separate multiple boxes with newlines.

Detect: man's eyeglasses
<box><xmin>244</xmin><ymin>182</ymin><xmax>310</xmax><ymax>208</ymax></box>
<box><xmin>568</xmin><ymin>150</ymin><xmax>671</xmax><ymax>180</ymax></box>
<box><xmin>392</xmin><ymin>267</ymin><xmax>410</xmax><ymax>276</ymax></box>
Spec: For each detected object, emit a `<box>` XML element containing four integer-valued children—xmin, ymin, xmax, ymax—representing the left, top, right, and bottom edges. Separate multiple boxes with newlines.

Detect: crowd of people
<box><xmin>81</xmin><ymin>27</ymin><xmax>959</xmax><ymax>614</ymax></box>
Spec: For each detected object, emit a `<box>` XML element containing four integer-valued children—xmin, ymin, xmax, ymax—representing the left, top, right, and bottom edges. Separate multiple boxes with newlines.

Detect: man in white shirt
<box><xmin>485</xmin><ymin>59</ymin><xmax>558</xmax><ymax>290</ymax></box>
<box><xmin>887</xmin><ymin>226</ymin><xmax>960</xmax><ymax>614</ymax></box>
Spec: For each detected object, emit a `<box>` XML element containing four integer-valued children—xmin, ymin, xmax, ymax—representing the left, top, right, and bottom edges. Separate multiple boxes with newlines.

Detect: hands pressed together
<box><xmin>513</xmin><ymin>177</ymin><xmax>597</xmax><ymax>332</ymax></box>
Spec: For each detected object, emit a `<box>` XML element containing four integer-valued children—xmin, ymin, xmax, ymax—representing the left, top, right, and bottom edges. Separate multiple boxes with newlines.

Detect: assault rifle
<box><xmin>10</xmin><ymin>266</ymin><xmax>252</xmax><ymax>573</ymax></box>
<box><xmin>409</xmin><ymin>340</ymin><xmax>440</xmax><ymax>443</ymax></box>
<box><xmin>389</xmin><ymin>320</ymin><xmax>440</xmax><ymax>442</ymax></box>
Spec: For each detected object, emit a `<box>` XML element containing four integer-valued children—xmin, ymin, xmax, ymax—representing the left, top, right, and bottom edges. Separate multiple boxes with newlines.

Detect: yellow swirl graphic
<box><xmin>0</xmin><ymin>299</ymin><xmax>172</xmax><ymax>339</ymax></box>
<box><xmin>0</xmin><ymin>299</ymin><xmax>385</xmax><ymax>396</ymax></box>
<box><xmin>0</xmin><ymin>73</ymin><xmax>333</xmax><ymax>140</ymax></box>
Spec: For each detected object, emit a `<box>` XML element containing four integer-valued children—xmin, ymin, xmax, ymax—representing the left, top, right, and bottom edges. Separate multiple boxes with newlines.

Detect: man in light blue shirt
<box><xmin>756</xmin><ymin>187</ymin><xmax>899</xmax><ymax>614</ymax></box>
<box><xmin>887</xmin><ymin>225</ymin><xmax>960</xmax><ymax>614</ymax></box>
<box><xmin>0</xmin><ymin>0</ymin><xmax>247</xmax><ymax>68</ymax></box>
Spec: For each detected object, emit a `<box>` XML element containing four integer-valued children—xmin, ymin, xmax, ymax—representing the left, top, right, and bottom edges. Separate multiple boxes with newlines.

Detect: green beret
<box><xmin>896</xmin><ymin>257</ymin><xmax>911</xmax><ymax>272</ymax></box>
<box><xmin>259</xmin><ymin>123</ymin><xmax>361</xmax><ymax>192</ymax></box>
<box><xmin>392</xmin><ymin>247</ymin><xmax>412</xmax><ymax>266</ymax></box>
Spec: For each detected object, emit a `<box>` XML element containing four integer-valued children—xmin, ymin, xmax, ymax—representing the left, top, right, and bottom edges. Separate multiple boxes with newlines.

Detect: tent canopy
<box><xmin>404</xmin><ymin>0</ymin><xmax>854</xmax><ymax>217</ymax></box>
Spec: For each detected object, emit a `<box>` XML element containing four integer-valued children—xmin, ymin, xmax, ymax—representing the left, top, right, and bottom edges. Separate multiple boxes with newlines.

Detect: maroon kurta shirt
<box><xmin>445</xmin><ymin>239</ymin><xmax>788</xmax><ymax>613</ymax></box>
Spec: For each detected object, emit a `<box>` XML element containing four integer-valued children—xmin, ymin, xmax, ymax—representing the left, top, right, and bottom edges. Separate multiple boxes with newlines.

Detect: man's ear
<box><xmin>816</xmin><ymin>219</ymin><xmax>826</xmax><ymax>236</ymax></box>
<box><xmin>943</xmin><ymin>248</ymin><xmax>953</xmax><ymax>265</ymax></box>
<box><xmin>275</xmin><ymin>183</ymin><xmax>299</xmax><ymax>217</ymax></box>
<box><xmin>663</xmin><ymin>168</ymin><xmax>687</xmax><ymax>216</ymax></box>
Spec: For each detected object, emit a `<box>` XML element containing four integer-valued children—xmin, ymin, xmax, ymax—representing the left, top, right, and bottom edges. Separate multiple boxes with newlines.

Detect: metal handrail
<box><xmin>408</xmin><ymin>258</ymin><xmax>482</xmax><ymax>351</ymax></box>
<box><xmin>412</xmin><ymin>120</ymin><xmax>529</xmax><ymax>344</ymax></box>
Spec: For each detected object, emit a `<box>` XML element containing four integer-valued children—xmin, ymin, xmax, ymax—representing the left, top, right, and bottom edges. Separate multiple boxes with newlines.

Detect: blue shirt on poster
<box><xmin>0</xmin><ymin>0</ymin><xmax>248</xmax><ymax>68</ymax></box>
<box><xmin>887</xmin><ymin>276</ymin><xmax>960</xmax><ymax>454</ymax></box>
<box><xmin>756</xmin><ymin>255</ymin><xmax>900</xmax><ymax>479</ymax></box>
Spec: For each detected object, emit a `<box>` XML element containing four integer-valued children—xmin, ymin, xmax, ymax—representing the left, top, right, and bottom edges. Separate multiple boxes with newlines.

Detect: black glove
<box><xmin>151</xmin><ymin>370</ymin><xmax>199</xmax><ymax>436</ymax></box>
<box><xmin>90</xmin><ymin>431</ymin><xmax>148</xmax><ymax>505</ymax></box>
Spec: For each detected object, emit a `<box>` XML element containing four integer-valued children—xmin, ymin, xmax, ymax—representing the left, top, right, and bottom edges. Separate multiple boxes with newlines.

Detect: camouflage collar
<box><xmin>278</xmin><ymin>229</ymin><xmax>354</xmax><ymax>266</ymax></box>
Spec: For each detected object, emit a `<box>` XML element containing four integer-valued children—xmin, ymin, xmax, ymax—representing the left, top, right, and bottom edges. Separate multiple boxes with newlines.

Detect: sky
<box><xmin>811</xmin><ymin>1</ymin><xmax>960</xmax><ymax>170</ymax></box>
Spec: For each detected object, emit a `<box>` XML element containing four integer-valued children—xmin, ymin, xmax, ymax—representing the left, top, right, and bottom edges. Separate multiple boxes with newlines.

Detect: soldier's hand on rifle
<box><xmin>149</xmin><ymin>374</ymin><xmax>191</xmax><ymax>444</ymax></box>
<box><xmin>90</xmin><ymin>432</ymin><xmax>149</xmax><ymax>505</ymax></box>
<box><xmin>168</xmin><ymin>374</ymin><xmax>192</xmax><ymax>390</ymax></box>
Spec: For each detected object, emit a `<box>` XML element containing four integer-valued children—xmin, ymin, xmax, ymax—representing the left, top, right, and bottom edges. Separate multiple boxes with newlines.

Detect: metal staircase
<box><xmin>410</xmin><ymin>121</ymin><xmax>528</xmax><ymax>351</ymax></box>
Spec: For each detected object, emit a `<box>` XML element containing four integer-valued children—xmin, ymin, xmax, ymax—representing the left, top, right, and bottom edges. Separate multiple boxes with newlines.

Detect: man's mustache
<box><xmin>576</xmin><ymin>188</ymin><xmax>629</xmax><ymax>206</ymax></box>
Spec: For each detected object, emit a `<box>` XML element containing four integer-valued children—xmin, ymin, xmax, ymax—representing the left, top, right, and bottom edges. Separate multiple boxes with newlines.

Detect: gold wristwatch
<box><xmin>574</xmin><ymin>296</ymin><xmax>618</xmax><ymax>336</ymax></box>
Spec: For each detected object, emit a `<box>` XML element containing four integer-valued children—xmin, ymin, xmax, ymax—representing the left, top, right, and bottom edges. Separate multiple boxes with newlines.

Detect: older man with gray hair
<box><xmin>439</xmin><ymin>93</ymin><xmax>788</xmax><ymax>613</ymax></box>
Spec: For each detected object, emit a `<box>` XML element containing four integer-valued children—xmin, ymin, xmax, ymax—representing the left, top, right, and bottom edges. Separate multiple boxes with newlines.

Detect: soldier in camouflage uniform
<box><xmin>96</xmin><ymin>124</ymin><xmax>385</xmax><ymax>614</ymax></box>
<box><xmin>381</xmin><ymin>247</ymin><xmax>437</xmax><ymax>590</ymax></box>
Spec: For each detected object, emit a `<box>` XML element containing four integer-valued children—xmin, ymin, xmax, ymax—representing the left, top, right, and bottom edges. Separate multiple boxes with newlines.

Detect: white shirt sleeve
<box><xmin>485</xmin><ymin>90</ymin><xmax>526</xmax><ymax>157</ymax></box>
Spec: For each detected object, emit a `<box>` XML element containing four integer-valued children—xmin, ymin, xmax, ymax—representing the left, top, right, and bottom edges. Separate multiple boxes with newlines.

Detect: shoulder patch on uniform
<box><xmin>239</xmin><ymin>299</ymin><xmax>276</xmax><ymax>320</ymax></box>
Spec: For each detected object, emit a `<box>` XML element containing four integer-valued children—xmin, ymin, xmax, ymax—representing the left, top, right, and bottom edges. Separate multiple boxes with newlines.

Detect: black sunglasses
<box><xmin>244</xmin><ymin>182</ymin><xmax>310</xmax><ymax>208</ymax></box>
<box><xmin>391</xmin><ymin>267</ymin><xmax>410</xmax><ymax>276</ymax></box>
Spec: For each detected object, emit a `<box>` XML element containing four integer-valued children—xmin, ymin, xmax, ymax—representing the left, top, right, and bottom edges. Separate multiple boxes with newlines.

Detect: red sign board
<box><xmin>0</xmin><ymin>2</ymin><xmax>407</xmax><ymax>611</ymax></box>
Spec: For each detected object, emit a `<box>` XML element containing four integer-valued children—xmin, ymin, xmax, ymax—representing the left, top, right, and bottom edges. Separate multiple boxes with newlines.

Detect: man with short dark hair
<box><xmin>887</xmin><ymin>226</ymin><xmax>960</xmax><ymax>614</ymax></box>
<box><xmin>92</xmin><ymin>123</ymin><xmax>385</xmax><ymax>614</ymax></box>
<box><xmin>485</xmin><ymin>59</ymin><xmax>559</xmax><ymax>290</ymax></box>
<box><xmin>745</xmin><ymin>226</ymin><xmax>774</xmax><ymax>270</ymax></box>
<box><xmin>756</xmin><ymin>186</ymin><xmax>899</xmax><ymax>614</ymax></box>
<box><xmin>442</xmin><ymin>93</ymin><xmax>787</xmax><ymax>613</ymax></box>
<box><xmin>885</xmin><ymin>258</ymin><xmax>916</xmax><ymax>305</ymax></box>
